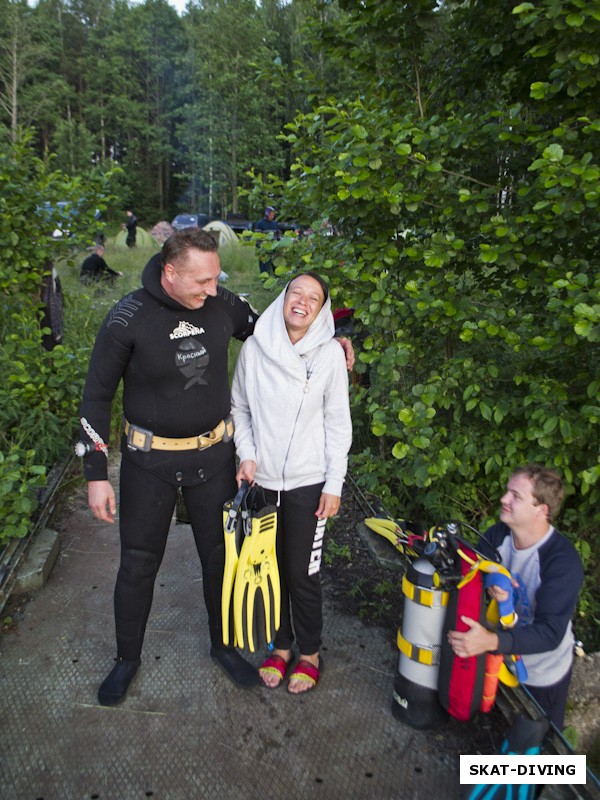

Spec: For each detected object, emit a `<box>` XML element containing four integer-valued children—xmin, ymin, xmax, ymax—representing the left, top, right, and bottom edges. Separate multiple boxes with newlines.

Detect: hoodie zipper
<box><xmin>280</xmin><ymin>349</ymin><xmax>320</xmax><ymax>488</ymax></box>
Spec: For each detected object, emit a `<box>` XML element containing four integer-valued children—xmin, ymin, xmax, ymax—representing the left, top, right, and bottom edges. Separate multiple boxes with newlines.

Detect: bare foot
<box><xmin>287</xmin><ymin>653</ymin><xmax>320</xmax><ymax>694</ymax></box>
<box><xmin>259</xmin><ymin>649</ymin><xmax>292</xmax><ymax>689</ymax></box>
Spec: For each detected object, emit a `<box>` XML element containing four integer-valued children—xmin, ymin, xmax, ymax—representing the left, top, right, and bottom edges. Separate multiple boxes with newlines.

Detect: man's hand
<box><xmin>236</xmin><ymin>459</ymin><xmax>256</xmax><ymax>487</ymax></box>
<box><xmin>447</xmin><ymin>616</ymin><xmax>499</xmax><ymax>658</ymax></box>
<box><xmin>335</xmin><ymin>337</ymin><xmax>355</xmax><ymax>371</ymax></box>
<box><xmin>88</xmin><ymin>480</ymin><xmax>117</xmax><ymax>523</ymax></box>
<box><xmin>315</xmin><ymin>492</ymin><xmax>340</xmax><ymax>520</ymax></box>
<box><xmin>487</xmin><ymin>584</ymin><xmax>512</xmax><ymax>603</ymax></box>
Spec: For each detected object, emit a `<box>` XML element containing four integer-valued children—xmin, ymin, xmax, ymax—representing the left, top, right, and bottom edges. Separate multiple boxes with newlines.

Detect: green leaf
<box><xmin>574</xmin><ymin>320</ymin><xmax>592</xmax><ymax>337</ymax></box>
<box><xmin>559</xmin><ymin>418</ymin><xmax>572</xmax><ymax>439</ymax></box>
<box><xmin>398</xmin><ymin>408</ymin><xmax>413</xmax><ymax>424</ymax></box>
<box><xmin>587</xmin><ymin>381</ymin><xmax>600</xmax><ymax>399</ymax></box>
<box><xmin>350</xmin><ymin>125</ymin><xmax>368</xmax><ymax>140</ymax></box>
<box><xmin>480</xmin><ymin>248</ymin><xmax>498</xmax><ymax>263</ymax></box>
<box><xmin>543</xmin><ymin>144</ymin><xmax>564</xmax><ymax>162</ymax></box>
<box><xmin>530</xmin><ymin>82</ymin><xmax>550</xmax><ymax>100</ymax></box>
<box><xmin>512</xmin><ymin>3</ymin><xmax>535</xmax><ymax>13</ymax></box>
<box><xmin>494</xmin><ymin>407</ymin><xmax>505</xmax><ymax>424</ymax></box>
<box><xmin>479</xmin><ymin>402</ymin><xmax>492</xmax><ymax>421</ymax></box>
<box><xmin>565</xmin><ymin>12</ymin><xmax>584</xmax><ymax>27</ymax></box>
<box><xmin>413</xmin><ymin>436</ymin><xmax>431</xmax><ymax>449</ymax></box>
<box><xmin>392</xmin><ymin>442</ymin><xmax>410</xmax><ymax>460</ymax></box>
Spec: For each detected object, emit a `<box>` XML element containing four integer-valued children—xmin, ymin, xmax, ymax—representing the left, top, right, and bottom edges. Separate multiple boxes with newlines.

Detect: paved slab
<box><xmin>0</xmin><ymin>476</ymin><xmax>569</xmax><ymax>800</ymax></box>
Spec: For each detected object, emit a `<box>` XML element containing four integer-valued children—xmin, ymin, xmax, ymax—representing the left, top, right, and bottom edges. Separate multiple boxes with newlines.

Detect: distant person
<box><xmin>254</xmin><ymin>206</ymin><xmax>280</xmax><ymax>274</ymax></box>
<box><xmin>124</xmin><ymin>210</ymin><xmax>137</xmax><ymax>248</ymax></box>
<box><xmin>255</xmin><ymin>206</ymin><xmax>279</xmax><ymax>235</ymax></box>
<box><xmin>40</xmin><ymin>261</ymin><xmax>63</xmax><ymax>351</ymax></box>
<box><xmin>80</xmin><ymin>245</ymin><xmax>123</xmax><ymax>285</ymax></box>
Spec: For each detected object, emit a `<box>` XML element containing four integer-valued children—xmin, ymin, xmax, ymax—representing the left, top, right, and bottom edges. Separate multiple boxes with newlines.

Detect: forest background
<box><xmin>0</xmin><ymin>0</ymin><xmax>599</xmax><ymax>649</ymax></box>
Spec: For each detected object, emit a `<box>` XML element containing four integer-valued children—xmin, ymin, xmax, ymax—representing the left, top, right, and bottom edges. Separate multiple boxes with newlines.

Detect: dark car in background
<box><xmin>171</xmin><ymin>213</ymin><xmax>200</xmax><ymax>231</ymax></box>
<box><xmin>224</xmin><ymin>213</ymin><xmax>253</xmax><ymax>233</ymax></box>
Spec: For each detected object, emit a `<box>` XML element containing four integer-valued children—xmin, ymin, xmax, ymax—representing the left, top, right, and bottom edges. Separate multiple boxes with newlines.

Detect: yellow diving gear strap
<box><xmin>402</xmin><ymin>574</ymin><xmax>449</xmax><ymax>608</ymax></box>
<box><xmin>397</xmin><ymin>631</ymin><xmax>440</xmax><ymax>666</ymax></box>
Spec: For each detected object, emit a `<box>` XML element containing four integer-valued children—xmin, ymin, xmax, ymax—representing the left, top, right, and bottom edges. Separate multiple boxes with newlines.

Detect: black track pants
<box><xmin>114</xmin><ymin>456</ymin><xmax>236</xmax><ymax>660</ymax></box>
<box><xmin>261</xmin><ymin>482</ymin><xmax>325</xmax><ymax>656</ymax></box>
<box><xmin>526</xmin><ymin>666</ymin><xmax>573</xmax><ymax>730</ymax></box>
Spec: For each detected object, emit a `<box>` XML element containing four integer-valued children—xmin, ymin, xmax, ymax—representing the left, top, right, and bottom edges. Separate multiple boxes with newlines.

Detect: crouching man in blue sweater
<box><xmin>447</xmin><ymin>464</ymin><xmax>584</xmax><ymax>729</ymax></box>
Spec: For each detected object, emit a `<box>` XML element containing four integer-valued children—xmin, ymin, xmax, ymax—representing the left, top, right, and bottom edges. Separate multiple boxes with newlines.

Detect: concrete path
<box><xmin>0</xmin><ymin>476</ymin><xmax>557</xmax><ymax>800</ymax></box>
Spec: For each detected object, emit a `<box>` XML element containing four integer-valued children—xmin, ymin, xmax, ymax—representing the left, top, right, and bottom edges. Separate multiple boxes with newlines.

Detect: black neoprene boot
<box><xmin>98</xmin><ymin>658</ymin><xmax>141</xmax><ymax>706</ymax></box>
<box><xmin>210</xmin><ymin>646</ymin><xmax>259</xmax><ymax>689</ymax></box>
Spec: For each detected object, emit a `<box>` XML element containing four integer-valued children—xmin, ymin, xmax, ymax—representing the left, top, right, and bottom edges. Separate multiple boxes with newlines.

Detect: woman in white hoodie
<box><xmin>230</xmin><ymin>272</ymin><xmax>352</xmax><ymax>693</ymax></box>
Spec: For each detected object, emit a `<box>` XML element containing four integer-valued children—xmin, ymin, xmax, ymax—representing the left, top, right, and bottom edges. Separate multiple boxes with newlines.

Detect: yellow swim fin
<box><xmin>364</xmin><ymin>515</ymin><xmax>425</xmax><ymax>557</ymax></box>
<box><xmin>364</xmin><ymin>517</ymin><xmax>405</xmax><ymax>549</ymax></box>
<box><xmin>232</xmin><ymin>501</ymin><xmax>280</xmax><ymax>653</ymax></box>
<box><xmin>221</xmin><ymin>481</ymin><xmax>249</xmax><ymax>646</ymax></box>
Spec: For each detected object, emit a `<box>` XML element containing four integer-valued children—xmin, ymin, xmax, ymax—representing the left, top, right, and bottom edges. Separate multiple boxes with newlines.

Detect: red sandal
<box><xmin>287</xmin><ymin>658</ymin><xmax>322</xmax><ymax>694</ymax></box>
<box><xmin>258</xmin><ymin>654</ymin><xmax>292</xmax><ymax>690</ymax></box>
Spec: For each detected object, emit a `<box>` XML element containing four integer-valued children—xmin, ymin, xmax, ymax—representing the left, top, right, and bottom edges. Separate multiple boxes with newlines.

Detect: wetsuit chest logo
<box><xmin>170</xmin><ymin>321</ymin><xmax>205</xmax><ymax>339</ymax></box>
<box><xmin>175</xmin><ymin>337</ymin><xmax>209</xmax><ymax>388</ymax></box>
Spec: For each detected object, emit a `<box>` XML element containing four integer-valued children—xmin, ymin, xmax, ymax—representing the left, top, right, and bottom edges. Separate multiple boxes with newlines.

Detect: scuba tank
<box><xmin>392</xmin><ymin>556</ymin><xmax>448</xmax><ymax>729</ymax></box>
<box><xmin>393</xmin><ymin>522</ymin><xmax>495</xmax><ymax>728</ymax></box>
<box><xmin>364</xmin><ymin>499</ymin><xmax>521</xmax><ymax>728</ymax></box>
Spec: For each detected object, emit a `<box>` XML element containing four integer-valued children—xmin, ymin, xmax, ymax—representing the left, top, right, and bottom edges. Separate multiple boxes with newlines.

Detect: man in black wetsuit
<box><xmin>79</xmin><ymin>229</ymin><xmax>261</xmax><ymax>704</ymax></box>
<box><xmin>79</xmin><ymin>228</ymin><xmax>354</xmax><ymax>705</ymax></box>
<box><xmin>124</xmin><ymin>209</ymin><xmax>137</xmax><ymax>247</ymax></box>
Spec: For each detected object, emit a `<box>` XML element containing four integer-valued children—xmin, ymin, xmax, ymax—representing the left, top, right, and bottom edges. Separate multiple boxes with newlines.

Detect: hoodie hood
<box><xmin>252</xmin><ymin>281</ymin><xmax>335</xmax><ymax>367</ymax></box>
<box><xmin>141</xmin><ymin>252</ymin><xmax>189</xmax><ymax>311</ymax></box>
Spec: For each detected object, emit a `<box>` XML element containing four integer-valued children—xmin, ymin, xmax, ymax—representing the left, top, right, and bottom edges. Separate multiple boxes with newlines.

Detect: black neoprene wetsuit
<box><xmin>125</xmin><ymin>213</ymin><xmax>137</xmax><ymax>247</ymax></box>
<box><xmin>79</xmin><ymin>253</ymin><xmax>258</xmax><ymax>659</ymax></box>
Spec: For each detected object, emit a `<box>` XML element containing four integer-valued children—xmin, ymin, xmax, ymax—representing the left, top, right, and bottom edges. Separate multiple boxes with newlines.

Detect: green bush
<box><xmin>249</xmin><ymin>1</ymin><xmax>600</xmax><ymax>648</ymax></box>
<box><xmin>0</xmin><ymin>447</ymin><xmax>47</xmax><ymax>541</ymax></box>
<box><xmin>0</xmin><ymin>317</ymin><xmax>85</xmax><ymax>465</ymax></box>
<box><xmin>0</xmin><ymin>130</ymin><xmax>113</xmax><ymax>545</ymax></box>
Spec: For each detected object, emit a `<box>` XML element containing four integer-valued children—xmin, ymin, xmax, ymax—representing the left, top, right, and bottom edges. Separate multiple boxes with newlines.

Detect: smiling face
<box><xmin>283</xmin><ymin>275</ymin><xmax>325</xmax><ymax>343</ymax></box>
<box><xmin>500</xmin><ymin>472</ymin><xmax>549</xmax><ymax>540</ymax></box>
<box><xmin>161</xmin><ymin>248</ymin><xmax>221</xmax><ymax>310</ymax></box>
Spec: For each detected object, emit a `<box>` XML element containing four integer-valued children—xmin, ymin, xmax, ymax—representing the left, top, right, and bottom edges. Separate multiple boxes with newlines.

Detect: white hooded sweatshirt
<box><xmin>230</xmin><ymin>284</ymin><xmax>352</xmax><ymax>496</ymax></box>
